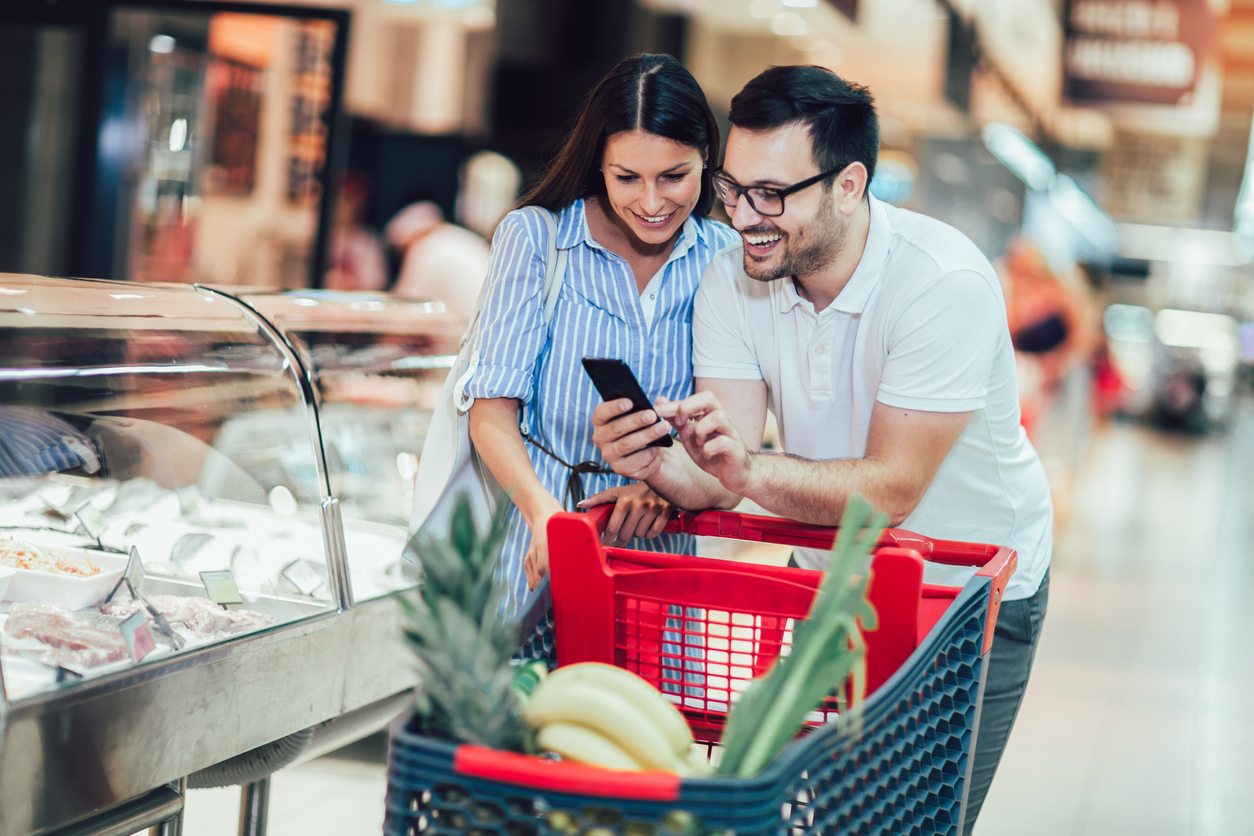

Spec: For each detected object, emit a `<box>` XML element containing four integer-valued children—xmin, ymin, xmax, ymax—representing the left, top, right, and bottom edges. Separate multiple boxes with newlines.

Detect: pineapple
<box><xmin>399</xmin><ymin>495</ymin><xmax>530</xmax><ymax>752</ymax></box>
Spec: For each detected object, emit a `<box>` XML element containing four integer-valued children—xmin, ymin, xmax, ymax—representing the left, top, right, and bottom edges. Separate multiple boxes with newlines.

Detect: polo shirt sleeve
<box><xmin>692</xmin><ymin>250</ymin><xmax>763</xmax><ymax>381</ymax></box>
<box><xmin>876</xmin><ymin>268</ymin><xmax>1003</xmax><ymax>413</ymax></box>
<box><xmin>464</xmin><ymin>210</ymin><xmax>548</xmax><ymax>404</ymax></box>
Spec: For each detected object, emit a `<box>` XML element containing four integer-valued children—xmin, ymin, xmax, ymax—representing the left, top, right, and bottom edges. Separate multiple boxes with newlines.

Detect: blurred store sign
<box><xmin>1063</xmin><ymin>0</ymin><xmax>1216</xmax><ymax>106</ymax></box>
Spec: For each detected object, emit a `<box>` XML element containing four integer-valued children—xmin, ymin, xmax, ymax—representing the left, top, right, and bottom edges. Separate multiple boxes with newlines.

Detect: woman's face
<box><xmin>600</xmin><ymin>129</ymin><xmax>704</xmax><ymax>245</ymax></box>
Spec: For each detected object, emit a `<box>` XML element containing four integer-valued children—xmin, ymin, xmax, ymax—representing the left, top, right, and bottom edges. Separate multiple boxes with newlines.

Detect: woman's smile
<box><xmin>631</xmin><ymin>209</ymin><xmax>677</xmax><ymax>229</ymax></box>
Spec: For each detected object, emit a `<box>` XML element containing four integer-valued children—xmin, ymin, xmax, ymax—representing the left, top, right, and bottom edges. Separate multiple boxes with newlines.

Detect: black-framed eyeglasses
<box><xmin>710</xmin><ymin>165</ymin><xmax>847</xmax><ymax>217</ymax></box>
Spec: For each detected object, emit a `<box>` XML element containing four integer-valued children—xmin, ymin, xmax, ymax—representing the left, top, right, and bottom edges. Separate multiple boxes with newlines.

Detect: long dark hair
<box><xmin>518</xmin><ymin>54</ymin><xmax>719</xmax><ymax>216</ymax></box>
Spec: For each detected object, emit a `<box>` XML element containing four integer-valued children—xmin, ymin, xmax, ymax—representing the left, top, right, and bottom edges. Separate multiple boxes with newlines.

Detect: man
<box><xmin>386</xmin><ymin>200</ymin><xmax>490</xmax><ymax>324</ymax></box>
<box><xmin>590</xmin><ymin>66</ymin><xmax>1051</xmax><ymax>832</ymax></box>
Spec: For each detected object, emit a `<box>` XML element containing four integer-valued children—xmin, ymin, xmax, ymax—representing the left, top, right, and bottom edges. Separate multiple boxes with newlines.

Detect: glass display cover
<box><xmin>0</xmin><ymin>275</ymin><xmax>336</xmax><ymax>702</ymax></box>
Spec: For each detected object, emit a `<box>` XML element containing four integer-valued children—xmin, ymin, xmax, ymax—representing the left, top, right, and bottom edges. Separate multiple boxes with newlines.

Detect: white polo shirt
<box><xmin>692</xmin><ymin>195</ymin><xmax>1051</xmax><ymax>601</ymax></box>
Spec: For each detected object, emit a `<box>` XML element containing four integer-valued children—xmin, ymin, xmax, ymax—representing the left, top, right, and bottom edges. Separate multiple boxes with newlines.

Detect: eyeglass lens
<box><xmin>713</xmin><ymin>178</ymin><xmax>783</xmax><ymax>216</ymax></box>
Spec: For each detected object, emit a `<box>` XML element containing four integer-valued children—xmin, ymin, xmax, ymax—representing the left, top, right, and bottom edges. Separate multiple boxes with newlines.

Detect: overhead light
<box><xmin>982</xmin><ymin>123</ymin><xmax>1055</xmax><ymax>191</ymax></box>
<box><xmin>1154</xmin><ymin>309</ymin><xmax>1237</xmax><ymax>350</ymax></box>
<box><xmin>1234</xmin><ymin>109</ymin><xmax>1254</xmax><ymax>262</ymax></box>
<box><xmin>168</xmin><ymin>118</ymin><xmax>188</xmax><ymax>152</ymax></box>
<box><xmin>749</xmin><ymin>0</ymin><xmax>781</xmax><ymax>18</ymax></box>
<box><xmin>148</xmin><ymin>34</ymin><xmax>175</xmax><ymax>53</ymax></box>
<box><xmin>1103</xmin><ymin>304</ymin><xmax>1153</xmax><ymax>343</ymax></box>
<box><xmin>1049</xmin><ymin>175</ymin><xmax>1118</xmax><ymax>255</ymax></box>
<box><xmin>772</xmin><ymin>11</ymin><xmax>808</xmax><ymax>35</ymax></box>
<box><xmin>807</xmin><ymin>39</ymin><xmax>844</xmax><ymax>66</ymax></box>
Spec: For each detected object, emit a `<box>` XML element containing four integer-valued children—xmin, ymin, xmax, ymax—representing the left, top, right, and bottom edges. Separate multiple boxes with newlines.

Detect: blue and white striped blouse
<box><xmin>466</xmin><ymin>199</ymin><xmax>738</xmax><ymax>618</ymax></box>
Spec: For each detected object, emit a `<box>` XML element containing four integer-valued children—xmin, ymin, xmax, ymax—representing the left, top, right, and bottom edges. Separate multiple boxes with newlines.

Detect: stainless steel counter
<box><xmin>0</xmin><ymin>563</ymin><xmax>416</xmax><ymax>836</ymax></box>
<box><xmin>0</xmin><ymin>278</ymin><xmax>457</xmax><ymax>836</ymax></box>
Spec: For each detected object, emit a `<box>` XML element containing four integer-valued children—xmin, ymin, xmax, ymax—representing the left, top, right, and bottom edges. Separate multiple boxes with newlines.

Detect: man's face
<box><xmin>721</xmin><ymin>123</ymin><xmax>847</xmax><ymax>283</ymax></box>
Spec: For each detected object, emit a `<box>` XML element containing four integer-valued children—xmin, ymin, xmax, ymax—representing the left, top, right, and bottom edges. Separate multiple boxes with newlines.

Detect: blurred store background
<box><xmin>5</xmin><ymin>0</ymin><xmax>1254</xmax><ymax>833</ymax></box>
<box><xmin>2</xmin><ymin>0</ymin><xmax>1251</xmax><ymax>447</ymax></box>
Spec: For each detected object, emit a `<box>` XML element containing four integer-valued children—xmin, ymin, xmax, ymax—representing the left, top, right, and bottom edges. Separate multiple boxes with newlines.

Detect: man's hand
<box><xmin>578</xmin><ymin>482</ymin><xmax>673</xmax><ymax>546</ymax></box>
<box><xmin>590</xmin><ymin>398</ymin><xmax>672</xmax><ymax>480</ymax></box>
<box><xmin>656</xmin><ymin>392</ymin><xmax>756</xmax><ymax>495</ymax></box>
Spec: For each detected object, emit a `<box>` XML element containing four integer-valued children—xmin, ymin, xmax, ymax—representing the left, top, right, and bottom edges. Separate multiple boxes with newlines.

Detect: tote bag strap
<box><xmin>455</xmin><ymin>206</ymin><xmax>568</xmax><ymax>413</ymax></box>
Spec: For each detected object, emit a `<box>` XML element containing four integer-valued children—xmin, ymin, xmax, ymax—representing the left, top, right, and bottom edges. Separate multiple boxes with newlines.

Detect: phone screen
<box><xmin>581</xmin><ymin>357</ymin><xmax>673</xmax><ymax>448</ymax></box>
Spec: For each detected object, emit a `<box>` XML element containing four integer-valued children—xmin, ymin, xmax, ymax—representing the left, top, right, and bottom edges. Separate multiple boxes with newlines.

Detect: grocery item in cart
<box><xmin>523</xmin><ymin>662</ymin><xmax>706</xmax><ymax>775</ymax></box>
<box><xmin>2</xmin><ymin>602</ymin><xmax>129</xmax><ymax>669</ymax></box>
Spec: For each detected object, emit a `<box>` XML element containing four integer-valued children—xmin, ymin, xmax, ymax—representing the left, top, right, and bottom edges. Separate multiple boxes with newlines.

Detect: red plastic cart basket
<box><xmin>387</xmin><ymin>507</ymin><xmax>1016</xmax><ymax>836</ymax></box>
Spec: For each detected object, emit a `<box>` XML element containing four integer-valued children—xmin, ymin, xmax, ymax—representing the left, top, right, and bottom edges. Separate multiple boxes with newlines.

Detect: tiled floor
<box><xmin>174</xmin><ymin>410</ymin><xmax>1254</xmax><ymax>835</ymax></box>
<box><xmin>182</xmin><ymin>753</ymin><xmax>387</xmax><ymax>835</ymax></box>
<box><xmin>976</xmin><ymin>411</ymin><xmax>1254</xmax><ymax>835</ymax></box>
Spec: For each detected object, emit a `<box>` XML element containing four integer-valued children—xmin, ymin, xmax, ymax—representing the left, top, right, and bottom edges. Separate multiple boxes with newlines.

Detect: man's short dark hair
<box><xmin>729</xmin><ymin>66</ymin><xmax>879</xmax><ymax>186</ymax></box>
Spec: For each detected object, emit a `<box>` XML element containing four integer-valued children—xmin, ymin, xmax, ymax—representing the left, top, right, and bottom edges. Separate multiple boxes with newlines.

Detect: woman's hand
<box><xmin>523</xmin><ymin>496</ymin><xmax>565</xmax><ymax>590</ymax></box>
<box><xmin>578</xmin><ymin>482</ymin><xmax>674</xmax><ymax>546</ymax></box>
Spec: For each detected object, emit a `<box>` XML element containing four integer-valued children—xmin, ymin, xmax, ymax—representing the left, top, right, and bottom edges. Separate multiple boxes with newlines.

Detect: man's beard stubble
<box><xmin>742</xmin><ymin>189</ymin><xmax>844</xmax><ymax>283</ymax></box>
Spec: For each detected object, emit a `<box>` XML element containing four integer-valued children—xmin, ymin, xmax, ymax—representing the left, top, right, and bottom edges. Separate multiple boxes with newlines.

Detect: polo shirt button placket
<box><xmin>810</xmin><ymin>324</ymin><xmax>833</xmax><ymax>399</ymax></box>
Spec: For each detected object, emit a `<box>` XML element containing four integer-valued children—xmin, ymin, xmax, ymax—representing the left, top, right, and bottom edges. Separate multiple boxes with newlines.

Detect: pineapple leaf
<box><xmin>399</xmin><ymin>492</ymin><xmax>530</xmax><ymax>752</ymax></box>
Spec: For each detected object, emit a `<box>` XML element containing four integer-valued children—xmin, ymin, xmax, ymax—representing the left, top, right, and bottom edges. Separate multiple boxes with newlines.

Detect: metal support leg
<box><xmin>238</xmin><ymin>778</ymin><xmax>271</xmax><ymax>836</ymax></box>
<box><xmin>148</xmin><ymin>778</ymin><xmax>187</xmax><ymax>836</ymax></box>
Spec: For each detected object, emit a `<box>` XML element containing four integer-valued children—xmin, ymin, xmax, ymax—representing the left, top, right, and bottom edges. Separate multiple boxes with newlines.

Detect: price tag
<box><xmin>120</xmin><ymin>610</ymin><xmax>157</xmax><ymax>662</ymax></box>
<box><xmin>176</xmin><ymin>486</ymin><xmax>202</xmax><ymax>516</ymax></box>
<box><xmin>55</xmin><ymin>663</ymin><xmax>86</xmax><ymax>684</ymax></box>
<box><xmin>199</xmin><ymin>570</ymin><xmax>243</xmax><ymax>606</ymax></box>
<box><xmin>76</xmin><ymin>505</ymin><xmax>108</xmax><ymax>540</ymax></box>
<box><xmin>38</xmin><ymin>484</ymin><xmax>74</xmax><ymax>518</ymax></box>
<box><xmin>281</xmin><ymin>560</ymin><xmax>324</xmax><ymax>596</ymax></box>
<box><xmin>125</xmin><ymin>546</ymin><xmax>145</xmax><ymax>591</ymax></box>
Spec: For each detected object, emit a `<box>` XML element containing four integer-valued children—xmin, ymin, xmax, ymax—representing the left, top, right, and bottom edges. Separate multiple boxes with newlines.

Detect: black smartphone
<box><xmin>581</xmin><ymin>357</ymin><xmax>673</xmax><ymax>448</ymax></box>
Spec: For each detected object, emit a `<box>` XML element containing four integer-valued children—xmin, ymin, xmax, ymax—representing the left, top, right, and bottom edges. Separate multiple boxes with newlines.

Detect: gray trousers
<box><xmin>963</xmin><ymin>570</ymin><xmax>1050</xmax><ymax>834</ymax></box>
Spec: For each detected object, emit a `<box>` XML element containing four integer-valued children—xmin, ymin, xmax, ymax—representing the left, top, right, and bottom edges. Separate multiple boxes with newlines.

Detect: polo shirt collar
<box><xmin>833</xmin><ymin>194</ymin><xmax>891</xmax><ymax>314</ymax></box>
<box><xmin>773</xmin><ymin>194</ymin><xmax>892</xmax><ymax>316</ymax></box>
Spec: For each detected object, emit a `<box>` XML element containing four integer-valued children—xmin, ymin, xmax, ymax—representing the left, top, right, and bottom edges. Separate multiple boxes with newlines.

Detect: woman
<box><xmin>466</xmin><ymin>54</ymin><xmax>736</xmax><ymax>618</ymax></box>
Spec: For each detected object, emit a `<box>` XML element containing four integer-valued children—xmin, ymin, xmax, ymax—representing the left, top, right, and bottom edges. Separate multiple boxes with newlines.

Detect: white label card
<box><xmin>120</xmin><ymin>610</ymin><xmax>157</xmax><ymax>662</ymax></box>
<box><xmin>199</xmin><ymin>570</ymin><xmax>243</xmax><ymax>605</ymax></box>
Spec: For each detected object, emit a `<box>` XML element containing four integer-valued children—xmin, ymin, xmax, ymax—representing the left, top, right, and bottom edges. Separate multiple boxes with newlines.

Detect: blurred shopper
<box><xmin>591</xmin><ymin>66</ymin><xmax>1052</xmax><ymax>832</ymax></box>
<box><xmin>456</xmin><ymin>151</ymin><xmax>523</xmax><ymax>238</ymax></box>
<box><xmin>1000</xmin><ymin>238</ymin><xmax>1094</xmax><ymax>436</ymax></box>
<box><xmin>324</xmin><ymin>171</ymin><xmax>387</xmax><ymax>292</ymax></box>
<box><xmin>464</xmin><ymin>54</ymin><xmax>736</xmax><ymax>617</ymax></box>
<box><xmin>386</xmin><ymin>201</ymin><xmax>489</xmax><ymax>324</ymax></box>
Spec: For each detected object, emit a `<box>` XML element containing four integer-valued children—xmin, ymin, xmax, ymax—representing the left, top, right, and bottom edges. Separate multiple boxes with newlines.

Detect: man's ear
<box><xmin>836</xmin><ymin>162</ymin><xmax>869</xmax><ymax>212</ymax></box>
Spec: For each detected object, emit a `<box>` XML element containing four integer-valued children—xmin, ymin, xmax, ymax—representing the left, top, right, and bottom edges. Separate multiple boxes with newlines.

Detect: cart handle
<box><xmin>581</xmin><ymin>504</ymin><xmax>1016</xmax><ymax>654</ymax></box>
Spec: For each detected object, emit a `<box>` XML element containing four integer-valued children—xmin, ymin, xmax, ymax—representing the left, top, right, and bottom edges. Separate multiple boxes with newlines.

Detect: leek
<box><xmin>716</xmin><ymin>494</ymin><xmax>886</xmax><ymax>778</ymax></box>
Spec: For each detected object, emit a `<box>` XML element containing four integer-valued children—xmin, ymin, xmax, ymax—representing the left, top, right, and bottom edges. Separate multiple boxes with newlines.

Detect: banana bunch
<box><xmin>523</xmin><ymin>662</ymin><xmax>710</xmax><ymax>776</ymax></box>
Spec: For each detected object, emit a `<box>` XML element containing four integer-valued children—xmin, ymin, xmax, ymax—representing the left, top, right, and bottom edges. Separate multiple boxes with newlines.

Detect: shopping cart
<box><xmin>387</xmin><ymin>506</ymin><xmax>1016</xmax><ymax>836</ymax></box>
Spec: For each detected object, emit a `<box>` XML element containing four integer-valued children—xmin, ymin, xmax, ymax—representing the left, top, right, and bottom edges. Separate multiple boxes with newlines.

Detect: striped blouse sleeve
<box><xmin>464</xmin><ymin>209</ymin><xmax>549</xmax><ymax>404</ymax></box>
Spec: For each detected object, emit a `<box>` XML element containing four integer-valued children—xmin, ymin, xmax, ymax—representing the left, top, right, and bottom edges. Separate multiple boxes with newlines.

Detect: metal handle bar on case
<box><xmin>583</xmin><ymin>504</ymin><xmax>1017</xmax><ymax>654</ymax></box>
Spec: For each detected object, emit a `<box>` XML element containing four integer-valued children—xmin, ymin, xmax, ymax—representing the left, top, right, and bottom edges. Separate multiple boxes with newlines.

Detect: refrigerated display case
<box><xmin>231</xmin><ymin>288</ymin><xmax>463</xmax><ymax>600</ymax></box>
<box><xmin>0</xmin><ymin>275</ymin><xmax>459</xmax><ymax>836</ymax></box>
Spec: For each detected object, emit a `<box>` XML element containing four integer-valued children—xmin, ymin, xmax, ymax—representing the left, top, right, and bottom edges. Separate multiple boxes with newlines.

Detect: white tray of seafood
<box><xmin>0</xmin><ymin>539</ymin><xmax>127</xmax><ymax>611</ymax></box>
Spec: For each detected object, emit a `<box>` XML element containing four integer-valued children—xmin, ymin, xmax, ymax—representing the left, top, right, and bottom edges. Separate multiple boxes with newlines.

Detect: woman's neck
<box><xmin>583</xmin><ymin>195</ymin><xmax>682</xmax><ymax>260</ymax></box>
